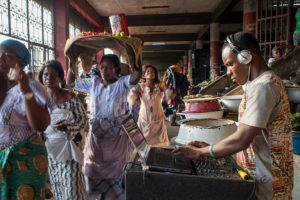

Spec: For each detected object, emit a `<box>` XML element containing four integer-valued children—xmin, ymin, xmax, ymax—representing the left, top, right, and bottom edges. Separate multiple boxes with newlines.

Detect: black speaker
<box><xmin>192</xmin><ymin>48</ymin><xmax>210</xmax><ymax>69</ymax></box>
<box><xmin>191</xmin><ymin>48</ymin><xmax>210</xmax><ymax>85</ymax></box>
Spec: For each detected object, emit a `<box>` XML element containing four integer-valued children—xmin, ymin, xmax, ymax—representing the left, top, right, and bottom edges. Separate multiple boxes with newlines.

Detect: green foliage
<box><xmin>291</xmin><ymin>113</ymin><xmax>300</xmax><ymax>130</ymax></box>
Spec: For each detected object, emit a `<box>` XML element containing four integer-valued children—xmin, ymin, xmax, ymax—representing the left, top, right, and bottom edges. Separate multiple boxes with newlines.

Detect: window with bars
<box><xmin>68</xmin><ymin>6</ymin><xmax>96</xmax><ymax>38</ymax></box>
<box><xmin>256</xmin><ymin>0</ymin><xmax>298</xmax><ymax>60</ymax></box>
<box><xmin>0</xmin><ymin>0</ymin><xmax>55</xmax><ymax>69</ymax></box>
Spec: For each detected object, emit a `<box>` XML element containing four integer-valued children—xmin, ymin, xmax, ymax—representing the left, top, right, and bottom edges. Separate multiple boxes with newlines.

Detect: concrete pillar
<box><xmin>183</xmin><ymin>55</ymin><xmax>188</xmax><ymax>74</ymax></box>
<box><xmin>55</xmin><ymin>0</ymin><xmax>68</xmax><ymax>76</ymax></box>
<box><xmin>177</xmin><ymin>59</ymin><xmax>183</xmax><ymax>71</ymax></box>
<box><xmin>243</xmin><ymin>0</ymin><xmax>256</xmax><ymax>36</ymax></box>
<box><xmin>188</xmin><ymin>49</ymin><xmax>192</xmax><ymax>83</ymax></box>
<box><xmin>196</xmin><ymin>40</ymin><xmax>203</xmax><ymax>49</ymax></box>
<box><xmin>210</xmin><ymin>22</ymin><xmax>220</xmax><ymax>79</ymax></box>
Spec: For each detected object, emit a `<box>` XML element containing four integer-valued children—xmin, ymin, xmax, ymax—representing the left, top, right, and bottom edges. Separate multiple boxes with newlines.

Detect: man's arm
<box><xmin>209</xmin><ymin>123</ymin><xmax>261</xmax><ymax>157</ymax></box>
<box><xmin>66</xmin><ymin>69</ymin><xmax>75</xmax><ymax>88</ymax></box>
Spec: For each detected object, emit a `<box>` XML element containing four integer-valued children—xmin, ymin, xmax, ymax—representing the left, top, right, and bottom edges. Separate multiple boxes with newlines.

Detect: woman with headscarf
<box><xmin>39</xmin><ymin>60</ymin><xmax>88</xmax><ymax>200</ymax></box>
<box><xmin>67</xmin><ymin>54</ymin><xmax>141</xmax><ymax>200</ymax></box>
<box><xmin>0</xmin><ymin>39</ymin><xmax>54</xmax><ymax>199</ymax></box>
<box><xmin>128</xmin><ymin>65</ymin><xmax>170</xmax><ymax>147</ymax></box>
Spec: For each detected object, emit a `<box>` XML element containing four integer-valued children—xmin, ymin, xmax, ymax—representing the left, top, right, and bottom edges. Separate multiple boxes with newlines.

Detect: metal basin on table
<box><xmin>175</xmin><ymin>118</ymin><xmax>237</xmax><ymax>145</ymax></box>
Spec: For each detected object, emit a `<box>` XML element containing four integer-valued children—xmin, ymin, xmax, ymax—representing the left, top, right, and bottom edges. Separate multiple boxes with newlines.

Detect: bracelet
<box><xmin>209</xmin><ymin>144</ymin><xmax>215</xmax><ymax>158</ymax></box>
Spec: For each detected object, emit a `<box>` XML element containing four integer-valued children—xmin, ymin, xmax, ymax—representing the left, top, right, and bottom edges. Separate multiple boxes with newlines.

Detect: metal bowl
<box><xmin>175</xmin><ymin>118</ymin><xmax>237</xmax><ymax>145</ymax></box>
<box><xmin>286</xmin><ymin>87</ymin><xmax>300</xmax><ymax>104</ymax></box>
<box><xmin>220</xmin><ymin>95</ymin><xmax>243</xmax><ymax>112</ymax></box>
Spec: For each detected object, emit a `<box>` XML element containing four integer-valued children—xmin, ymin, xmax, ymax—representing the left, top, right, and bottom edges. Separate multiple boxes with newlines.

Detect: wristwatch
<box><xmin>23</xmin><ymin>92</ymin><xmax>34</xmax><ymax>100</ymax></box>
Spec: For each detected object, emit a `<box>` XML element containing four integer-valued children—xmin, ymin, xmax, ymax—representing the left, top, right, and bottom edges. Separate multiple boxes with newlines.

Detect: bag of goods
<box><xmin>109</xmin><ymin>14</ymin><xmax>129</xmax><ymax>36</ymax></box>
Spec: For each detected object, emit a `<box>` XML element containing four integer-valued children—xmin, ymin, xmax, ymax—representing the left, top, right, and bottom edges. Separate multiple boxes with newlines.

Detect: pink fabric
<box><xmin>136</xmin><ymin>84</ymin><xmax>170</xmax><ymax>147</ymax></box>
<box><xmin>83</xmin><ymin>133</ymin><xmax>129</xmax><ymax>179</ymax></box>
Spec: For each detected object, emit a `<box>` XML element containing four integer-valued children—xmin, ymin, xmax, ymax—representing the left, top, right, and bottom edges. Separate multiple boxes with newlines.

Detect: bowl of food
<box><xmin>220</xmin><ymin>95</ymin><xmax>243</xmax><ymax>112</ymax></box>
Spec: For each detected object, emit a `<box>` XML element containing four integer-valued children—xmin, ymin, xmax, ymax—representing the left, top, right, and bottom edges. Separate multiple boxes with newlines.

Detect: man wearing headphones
<box><xmin>173</xmin><ymin>32</ymin><xmax>293</xmax><ymax>200</ymax></box>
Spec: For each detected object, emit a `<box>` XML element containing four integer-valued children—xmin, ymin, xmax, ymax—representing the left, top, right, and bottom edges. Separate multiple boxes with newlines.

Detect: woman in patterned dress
<box><xmin>0</xmin><ymin>39</ymin><xmax>54</xmax><ymax>200</ymax></box>
<box><xmin>39</xmin><ymin>60</ymin><xmax>88</xmax><ymax>200</ymax></box>
<box><xmin>128</xmin><ymin>65</ymin><xmax>170</xmax><ymax>147</ymax></box>
<box><xmin>67</xmin><ymin>54</ymin><xmax>141</xmax><ymax>200</ymax></box>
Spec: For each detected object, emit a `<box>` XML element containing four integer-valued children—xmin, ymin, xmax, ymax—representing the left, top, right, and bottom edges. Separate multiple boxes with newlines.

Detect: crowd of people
<box><xmin>0</xmin><ymin>30</ymin><xmax>296</xmax><ymax>200</ymax></box>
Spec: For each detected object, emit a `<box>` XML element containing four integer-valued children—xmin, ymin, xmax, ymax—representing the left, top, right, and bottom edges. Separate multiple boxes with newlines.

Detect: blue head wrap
<box><xmin>0</xmin><ymin>39</ymin><xmax>31</xmax><ymax>68</ymax></box>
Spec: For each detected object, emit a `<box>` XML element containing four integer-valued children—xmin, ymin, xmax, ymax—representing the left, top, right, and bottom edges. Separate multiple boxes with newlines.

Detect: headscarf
<box><xmin>170</xmin><ymin>65</ymin><xmax>182</xmax><ymax>74</ymax></box>
<box><xmin>0</xmin><ymin>39</ymin><xmax>31</xmax><ymax>68</ymax></box>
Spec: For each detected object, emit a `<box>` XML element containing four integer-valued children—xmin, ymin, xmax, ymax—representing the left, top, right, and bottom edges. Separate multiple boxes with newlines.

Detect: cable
<box><xmin>123</xmin><ymin>161</ymin><xmax>143</xmax><ymax>171</ymax></box>
<box><xmin>247</xmin><ymin>183</ymin><xmax>256</xmax><ymax>200</ymax></box>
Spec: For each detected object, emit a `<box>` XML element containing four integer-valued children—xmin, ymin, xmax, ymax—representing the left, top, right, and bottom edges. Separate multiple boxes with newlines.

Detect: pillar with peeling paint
<box><xmin>243</xmin><ymin>0</ymin><xmax>256</xmax><ymax>36</ymax></box>
<box><xmin>188</xmin><ymin>49</ymin><xmax>192</xmax><ymax>83</ymax></box>
<box><xmin>210</xmin><ymin>22</ymin><xmax>220</xmax><ymax>80</ymax></box>
<box><xmin>183</xmin><ymin>55</ymin><xmax>188</xmax><ymax>74</ymax></box>
<box><xmin>196</xmin><ymin>40</ymin><xmax>203</xmax><ymax>49</ymax></box>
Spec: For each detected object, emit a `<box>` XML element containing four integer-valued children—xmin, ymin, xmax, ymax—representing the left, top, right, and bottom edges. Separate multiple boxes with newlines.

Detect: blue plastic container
<box><xmin>292</xmin><ymin>130</ymin><xmax>300</xmax><ymax>154</ymax></box>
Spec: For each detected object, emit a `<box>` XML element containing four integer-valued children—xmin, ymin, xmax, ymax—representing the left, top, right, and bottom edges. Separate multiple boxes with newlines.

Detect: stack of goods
<box><xmin>182</xmin><ymin>94</ymin><xmax>223</xmax><ymax>119</ymax></box>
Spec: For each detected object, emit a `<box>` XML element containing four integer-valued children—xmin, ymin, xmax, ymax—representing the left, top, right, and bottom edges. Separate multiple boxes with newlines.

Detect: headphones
<box><xmin>225</xmin><ymin>36</ymin><xmax>252</xmax><ymax>65</ymax></box>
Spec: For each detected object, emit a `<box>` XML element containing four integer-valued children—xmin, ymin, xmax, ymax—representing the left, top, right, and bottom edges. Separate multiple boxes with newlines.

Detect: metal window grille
<box><xmin>256</xmin><ymin>0</ymin><xmax>295</xmax><ymax>60</ymax></box>
<box><xmin>68</xmin><ymin>6</ymin><xmax>96</xmax><ymax>38</ymax></box>
<box><xmin>0</xmin><ymin>0</ymin><xmax>55</xmax><ymax>68</ymax></box>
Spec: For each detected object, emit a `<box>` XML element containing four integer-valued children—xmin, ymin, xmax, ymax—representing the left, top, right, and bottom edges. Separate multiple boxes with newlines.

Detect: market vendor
<box><xmin>67</xmin><ymin>54</ymin><xmax>141</xmax><ymax>200</ymax></box>
<box><xmin>173</xmin><ymin>32</ymin><xmax>293</xmax><ymax>200</ymax></box>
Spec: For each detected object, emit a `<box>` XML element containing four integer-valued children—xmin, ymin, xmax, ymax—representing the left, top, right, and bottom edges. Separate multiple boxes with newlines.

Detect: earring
<box><xmin>59</xmin><ymin>82</ymin><xmax>62</xmax><ymax>88</ymax></box>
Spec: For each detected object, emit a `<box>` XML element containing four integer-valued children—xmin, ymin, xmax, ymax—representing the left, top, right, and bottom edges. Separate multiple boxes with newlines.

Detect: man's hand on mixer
<box><xmin>172</xmin><ymin>145</ymin><xmax>203</xmax><ymax>160</ymax></box>
<box><xmin>188</xmin><ymin>141</ymin><xmax>209</xmax><ymax>148</ymax></box>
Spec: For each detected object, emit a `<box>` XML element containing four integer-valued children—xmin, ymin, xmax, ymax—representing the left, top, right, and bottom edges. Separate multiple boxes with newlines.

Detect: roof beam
<box><xmin>220</xmin><ymin>11</ymin><xmax>243</xmax><ymax>24</ymax></box>
<box><xmin>143</xmin><ymin>44</ymin><xmax>190</xmax><ymax>51</ymax></box>
<box><xmin>195</xmin><ymin>0</ymin><xmax>242</xmax><ymax>43</ymax></box>
<box><xmin>202</xmin><ymin>32</ymin><xmax>237</xmax><ymax>41</ymax></box>
<box><xmin>143</xmin><ymin>60</ymin><xmax>179</xmax><ymax>67</ymax></box>
<box><xmin>102</xmin><ymin>13</ymin><xmax>212</xmax><ymax>28</ymax></box>
<box><xmin>133</xmin><ymin>33</ymin><xmax>198</xmax><ymax>42</ymax></box>
<box><xmin>143</xmin><ymin>51</ymin><xmax>185</xmax><ymax>58</ymax></box>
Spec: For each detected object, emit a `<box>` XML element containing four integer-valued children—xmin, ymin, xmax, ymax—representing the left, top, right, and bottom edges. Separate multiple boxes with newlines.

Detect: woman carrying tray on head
<box><xmin>67</xmin><ymin>54</ymin><xmax>141</xmax><ymax>200</ymax></box>
<box><xmin>128</xmin><ymin>65</ymin><xmax>170</xmax><ymax>147</ymax></box>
